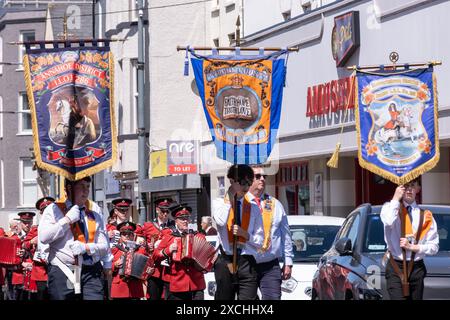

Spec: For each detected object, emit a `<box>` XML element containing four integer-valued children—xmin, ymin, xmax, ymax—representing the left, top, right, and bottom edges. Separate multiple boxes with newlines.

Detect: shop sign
<box><xmin>306</xmin><ymin>76</ymin><xmax>355</xmax><ymax>117</ymax></box>
<box><xmin>331</xmin><ymin>11</ymin><xmax>360</xmax><ymax>67</ymax></box>
<box><xmin>167</xmin><ymin>140</ymin><xmax>198</xmax><ymax>174</ymax></box>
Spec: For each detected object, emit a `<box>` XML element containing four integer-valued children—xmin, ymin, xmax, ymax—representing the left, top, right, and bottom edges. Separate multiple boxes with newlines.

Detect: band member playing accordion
<box><xmin>111</xmin><ymin>222</ymin><xmax>152</xmax><ymax>300</ymax></box>
<box><xmin>153</xmin><ymin>204</ymin><xmax>216</xmax><ymax>300</ymax></box>
<box><xmin>21</xmin><ymin>197</ymin><xmax>55</xmax><ymax>300</ymax></box>
<box><xmin>141</xmin><ymin>198</ymin><xmax>175</xmax><ymax>300</ymax></box>
<box><xmin>107</xmin><ymin>198</ymin><xmax>134</xmax><ymax>248</ymax></box>
<box><xmin>11</xmin><ymin>211</ymin><xmax>36</xmax><ymax>300</ymax></box>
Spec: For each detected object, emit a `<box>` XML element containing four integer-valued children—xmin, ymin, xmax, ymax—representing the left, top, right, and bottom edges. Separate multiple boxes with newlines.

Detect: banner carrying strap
<box><xmin>184</xmin><ymin>45</ymin><xmax>190</xmax><ymax>76</ymax></box>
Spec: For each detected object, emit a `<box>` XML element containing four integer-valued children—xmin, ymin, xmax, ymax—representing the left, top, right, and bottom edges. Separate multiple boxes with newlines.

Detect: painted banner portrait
<box><xmin>356</xmin><ymin>67</ymin><xmax>439</xmax><ymax>185</ymax></box>
<box><xmin>23</xmin><ymin>45</ymin><xmax>117</xmax><ymax>180</ymax></box>
<box><xmin>190</xmin><ymin>50</ymin><xmax>287</xmax><ymax>164</ymax></box>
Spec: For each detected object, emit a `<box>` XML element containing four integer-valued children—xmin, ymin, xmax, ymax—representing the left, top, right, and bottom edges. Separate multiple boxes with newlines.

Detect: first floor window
<box><xmin>20</xmin><ymin>158</ymin><xmax>38</xmax><ymax>207</ymax></box>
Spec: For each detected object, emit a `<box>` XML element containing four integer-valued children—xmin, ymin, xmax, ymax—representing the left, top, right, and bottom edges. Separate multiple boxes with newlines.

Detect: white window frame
<box><xmin>18</xmin><ymin>30</ymin><xmax>36</xmax><ymax>71</ymax></box>
<box><xmin>131</xmin><ymin>59</ymin><xmax>138</xmax><ymax>134</ymax></box>
<box><xmin>18</xmin><ymin>92</ymin><xmax>32</xmax><ymax>135</ymax></box>
<box><xmin>19</xmin><ymin>158</ymin><xmax>38</xmax><ymax>208</ymax></box>
<box><xmin>0</xmin><ymin>96</ymin><xmax>3</xmax><ymax>138</ymax></box>
<box><xmin>129</xmin><ymin>0</ymin><xmax>139</xmax><ymax>22</ymax></box>
<box><xmin>0</xmin><ymin>36</ymin><xmax>3</xmax><ymax>75</ymax></box>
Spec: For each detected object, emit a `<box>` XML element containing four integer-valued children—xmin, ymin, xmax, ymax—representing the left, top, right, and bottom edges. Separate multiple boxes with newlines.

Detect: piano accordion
<box><xmin>0</xmin><ymin>236</ymin><xmax>21</xmax><ymax>266</ymax></box>
<box><xmin>118</xmin><ymin>251</ymin><xmax>154</xmax><ymax>280</ymax></box>
<box><xmin>172</xmin><ymin>233</ymin><xmax>218</xmax><ymax>272</ymax></box>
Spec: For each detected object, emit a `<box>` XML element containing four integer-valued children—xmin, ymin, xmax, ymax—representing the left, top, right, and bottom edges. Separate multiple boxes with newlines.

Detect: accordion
<box><xmin>119</xmin><ymin>251</ymin><xmax>154</xmax><ymax>280</ymax></box>
<box><xmin>172</xmin><ymin>233</ymin><xmax>218</xmax><ymax>272</ymax></box>
<box><xmin>0</xmin><ymin>236</ymin><xmax>21</xmax><ymax>266</ymax></box>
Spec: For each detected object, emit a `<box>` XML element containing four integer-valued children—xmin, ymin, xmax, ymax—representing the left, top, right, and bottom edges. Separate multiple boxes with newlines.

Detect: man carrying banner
<box><xmin>248</xmin><ymin>166</ymin><xmax>294</xmax><ymax>300</ymax></box>
<box><xmin>380</xmin><ymin>178</ymin><xmax>439</xmax><ymax>300</ymax></box>
<box><xmin>39</xmin><ymin>176</ymin><xmax>113</xmax><ymax>300</ymax></box>
<box><xmin>212</xmin><ymin>164</ymin><xmax>264</xmax><ymax>300</ymax></box>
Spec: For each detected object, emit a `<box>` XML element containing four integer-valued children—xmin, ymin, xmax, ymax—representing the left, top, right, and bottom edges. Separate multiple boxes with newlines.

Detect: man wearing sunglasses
<box><xmin>248</xmin><ymin>166</ymin><xmax>294</xmax><ymax>300</ymax></box>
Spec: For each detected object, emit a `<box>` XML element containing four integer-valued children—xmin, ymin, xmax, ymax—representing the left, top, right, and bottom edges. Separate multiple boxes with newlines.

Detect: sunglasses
<box><xmin>254</xmin><ymin>174</ymin><xmax>268</xmax><ymax>180</ymax></box>
<box><xmin>120</xmin><ymin>232</ymin><xmax>134</xmax><ymax>236</ymax></box>
<box><xmin>116</xmin><ymin>208</ymin><xmax>129</xmax><ymax>212</ymax></box>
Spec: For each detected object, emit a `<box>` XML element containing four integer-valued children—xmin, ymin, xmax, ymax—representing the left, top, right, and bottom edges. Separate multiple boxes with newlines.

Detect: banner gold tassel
<box><xmin>327</xmin><ymin>142</ymin><xmax>341</xmax><ymax>168</ymax></box>
<box><xmin>326</xmin><ymin>72</ymin><xmax>356</xmax><ymax>169</ymax></box>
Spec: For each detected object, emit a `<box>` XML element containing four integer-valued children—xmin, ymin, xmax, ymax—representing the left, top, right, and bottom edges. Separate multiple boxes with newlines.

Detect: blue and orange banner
<box><xmin>356</xmin><ymin>67</ymin><xmax>439</xmax><ymax>184</ymax></box>
<box><xmin>190</xmin><ymin>50</ymin><xmax>287</xmax><ymax>164</ymax></box>
<box><xmin>23</xmin><ymin>44</ymin><xmax>117</xmax><ymax>180</ymax></box>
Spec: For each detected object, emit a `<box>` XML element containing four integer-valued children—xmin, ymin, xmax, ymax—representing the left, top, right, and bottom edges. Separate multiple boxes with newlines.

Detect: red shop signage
<box><xmin>306</xmin><ymin>76</ymin><xmax>355</xmax><ymax>117</ymax></box>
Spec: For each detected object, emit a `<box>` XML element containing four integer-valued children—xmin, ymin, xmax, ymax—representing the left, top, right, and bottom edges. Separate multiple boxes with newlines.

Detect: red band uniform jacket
<box><xmin>153</xmin><ymin>228</ymin><xmax>206</xmax><ymax>293</ymax></box>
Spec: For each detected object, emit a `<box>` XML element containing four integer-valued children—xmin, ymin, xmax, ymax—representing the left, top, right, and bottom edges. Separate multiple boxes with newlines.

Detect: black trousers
<box><xmin>168</xmin><ymin>290</ymin><xmax>204</xmax><ymax>300</ymax></box>
<box><xmin>147</xmin><ymin>277</ymin><xmax>169</xmax><ymax>300</ymax></box>
<box><xmin>48</xmin><ymin>262</ymin><xmax>104</xmax><ymax>300</ymax></box>
<box><xmin>214</xmin><ymin>254</ymin><xmax>258</xmax><ymax>300</ymax></box>
<box><xmin>385</xmin><ymin>259</ymin><xmax>427</xmax><ymax>300</ymax></box>
<box><xmin>35</xmin><ymin>281</ymin><xmax>48</xmax><ymax>300</ymax></box>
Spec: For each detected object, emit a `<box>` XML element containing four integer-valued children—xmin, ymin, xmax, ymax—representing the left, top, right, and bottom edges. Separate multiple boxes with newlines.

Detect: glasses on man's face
<box><xmin>116</xmin><ymin>208</ymin><xmax>128</xmax><ymax>213</ymax></box>
<box><xmin>120</xmin><ymin>232</ymin><xmax>134</xmax><ymax>237</ymax></box>
<box><xmin>159</xmin><ymin>209</ymin><xmax>169</xmax><ymax>214</ymax></box>
<box><xmin>254</xmin><ymin>174</ymin><xmax>267</xmax><ymax>180</ymax></box>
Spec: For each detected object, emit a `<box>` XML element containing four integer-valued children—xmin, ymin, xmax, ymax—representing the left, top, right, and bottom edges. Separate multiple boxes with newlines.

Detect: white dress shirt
<box><xmin>380</xmin><ymin>200</ymin><xmax>439</xmax><ymax>261</ymax></box>
<box><xmin>247</xmin><ymin>193</ymin><xmax>294</xmax><ymax>265</ymax></box>
<box><xmin>39</xmin><ymin>200</ymin><xmax>113</xmax><ymax>268</ymax></box>
<box><xmin>212</xmin><ymin>196</ymin><xmax>264</xmax><ymax>257</ymax></box>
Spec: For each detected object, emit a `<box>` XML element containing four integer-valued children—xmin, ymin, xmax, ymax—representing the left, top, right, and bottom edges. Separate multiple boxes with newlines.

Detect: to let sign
<box><xmin>167</xmin><ymin>140</ymin><xmax>198</xmax><ymax>174</ymax></box>
<box><xmin>331</xmin><ymin>11</ymin><xmax>360</xmax><ymax>67</ymax></box>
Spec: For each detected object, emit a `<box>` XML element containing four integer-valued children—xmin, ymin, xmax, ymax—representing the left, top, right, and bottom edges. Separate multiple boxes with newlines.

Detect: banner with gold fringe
<box><xmin>23</xmin><ymin>42</ymin><xmax>117</xmax><ymax>181</ymax></box>
<box><xmin>190</xmin><ymin>49</ymin><xmax>288</xmax><ymax>164</ymax></box>
<box><xmin>355</xmin><ymin>66</ymin><xmax>439</xmax><ymax>185</ymax></box>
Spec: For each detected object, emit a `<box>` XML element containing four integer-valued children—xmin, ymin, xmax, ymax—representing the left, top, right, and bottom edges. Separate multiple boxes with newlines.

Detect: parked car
<box><xmin>312</xmin><ymin>204</ymin><xmax>450</xmax><ymax>300</ymax></box>
<box><xmin>283</xmin><ymin>215</ymin><xmax>345</xmax><ymax>300</ymax></box>
<box><xmin>203</xmin><ymin>215</ymin><xmax>345</xmax><ymax>300</ymax></box>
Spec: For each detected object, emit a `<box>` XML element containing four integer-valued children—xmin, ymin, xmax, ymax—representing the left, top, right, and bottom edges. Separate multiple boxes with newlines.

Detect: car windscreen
<box><xmin>290</xmin><ymin>225</ymin><xmax>341</xmax><ymax>262</ymax></box>
<box><xmin>363</xmin><ymin>212</ymin><xmax>450</xmax><ymax>253</ymax></box>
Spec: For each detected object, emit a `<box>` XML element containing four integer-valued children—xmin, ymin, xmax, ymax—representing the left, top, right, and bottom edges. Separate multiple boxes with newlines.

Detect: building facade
<box><xmin>206</xmin><ymin>0</ymin><xmax>450</xmax><ymax>217</ymax></box>
<box><xmin>0</xmin><ymin>0</ymin><xmax>96</xmax><ymax>229</ymax></box>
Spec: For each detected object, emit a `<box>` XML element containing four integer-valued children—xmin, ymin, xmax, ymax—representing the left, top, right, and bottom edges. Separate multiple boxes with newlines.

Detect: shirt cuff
<box><xmin>390</xmin><ymin>199</ymin><xmax>400</xmax><ymax>208</ymax></box>
<box><xmin>58</xmin><ymin>218</ymin><xmax>70</xmax><ymax>228</ymax></box>
<box><xmin>102</xmin><ymin>260</ymin><xmax>112</xmax><ymax>269</ymax></box>
<box><xmin>86</xmin><ymin>243</ymin><xmax>97</xmax><ymax>256</ymax></box>
<box><xmin>284</xmin><ymin>257</ymin><xmax>293</xmax><ymax>266</ymax></box>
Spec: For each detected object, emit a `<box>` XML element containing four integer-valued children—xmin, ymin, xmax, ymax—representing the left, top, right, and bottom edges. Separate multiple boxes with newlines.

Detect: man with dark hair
<box><xmin>380</xmin><ymin>177</ymin><xmax>439</xmax><ymax>300</ymax></box>
<box><xmin>39</xmin><ymin>176</ymin><xmax>113</xmax><ymax>300</ymax></box>
<box><xmin>212</xmin><ymin>164</ymin><xmax>264</xmax><ymax>300</ymax></box>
